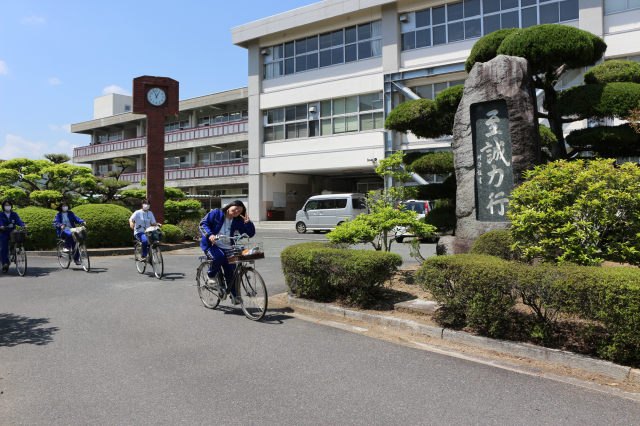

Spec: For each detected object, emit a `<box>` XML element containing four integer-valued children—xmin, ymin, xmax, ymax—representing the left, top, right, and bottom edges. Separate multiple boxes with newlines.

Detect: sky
<box><xmin>0</xmin><ymin>0</ymin><xmax>319</xmax><ymax>161</ymax></box>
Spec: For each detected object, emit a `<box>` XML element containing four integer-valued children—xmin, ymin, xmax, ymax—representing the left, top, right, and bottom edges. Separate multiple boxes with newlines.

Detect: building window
<box><xmin>400</xmin><ymin>0</ymin><xmax>579</xmax><ymax>51</ymax></box>
<box><xmin>405</xmin><ymin>80</ymin><xmax>465</xmax><ymax>102</ymax></box>
<box><xmin>124</xmin><ymin>105</ymin><xmax>131</xmax><ymax>112</ymax></box>
<box><xmin>605</xmin><ymin>0</ymin><xmax>640</xmax><ymax>13</ymax></box>
<box><xmin>263</xmin><ymin>92</ymin><xmax>384</xmax><ymax>141</ymax></box>
<box><xmin>263</xmin><ymin>20</ymin><xmax>382</xmax><ymax>79</ymax></box>
<box><xmin>165</xmin><ymin>120</ymin><xmax>190</xmax><ymax>132</ymax></box>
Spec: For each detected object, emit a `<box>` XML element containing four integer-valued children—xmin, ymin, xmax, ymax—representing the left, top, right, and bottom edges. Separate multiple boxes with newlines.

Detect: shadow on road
<box><xmin>211</xmin><ymin>305</ymin><xmax>295</xmax><ymax>324</ymax></box>
<box><xmin>0</xmin><ymin>313</ymin><xmax>59</xmax><ymax>347</ymax></box>
<box><xmin>7</xmin><ymin>266</ymin><xmax>59</xmax><ymax>278</ymax></box>
<box><xmin>160</xmin><ymin>272</ymin><xmax>186</xmax><ymax>281</ymax></box>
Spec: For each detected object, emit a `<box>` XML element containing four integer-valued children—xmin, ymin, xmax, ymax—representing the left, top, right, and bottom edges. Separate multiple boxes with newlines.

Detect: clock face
<box><xmin>147</xmin><ymin>88</ymin><xmax>166</xmax><ymax>106</ymax></box>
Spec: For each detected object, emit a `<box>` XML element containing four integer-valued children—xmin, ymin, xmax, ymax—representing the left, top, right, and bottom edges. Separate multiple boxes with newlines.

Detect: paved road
<box><xmin>1</xmin><ymin>233</ymin><xmax>639</xmax><ymax>425</ymax></box>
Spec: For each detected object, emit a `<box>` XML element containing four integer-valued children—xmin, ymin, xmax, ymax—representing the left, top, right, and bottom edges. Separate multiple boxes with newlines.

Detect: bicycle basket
<box><xmin>145</xmin><ymin>226</ymin><xmax>163</xmax><ymax>243</ymax></box>
<box><xmin>10</xmin><ymin>230</ymin><xmax>27</xmax><ymax>243</ymax></box>
<box><xmin>240</xmin><ymin>242</ymin><xmax>263</xmax><ymax>256</ymax></box>
<box><xmin>71</xmin><ymin>226</ymin><xmax>87</xmax><ymax>243</ymax></box>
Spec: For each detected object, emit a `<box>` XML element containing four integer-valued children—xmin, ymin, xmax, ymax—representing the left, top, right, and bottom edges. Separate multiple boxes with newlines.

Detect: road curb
<box><xmin>27</xmin><ymin>241</ymin><xmax>200</xmax><ymax>257</ymax></box>
<box><xmin>286</xmin><ymin>293</ymin><xmax>633</xmax><ymax>382</ymax></box>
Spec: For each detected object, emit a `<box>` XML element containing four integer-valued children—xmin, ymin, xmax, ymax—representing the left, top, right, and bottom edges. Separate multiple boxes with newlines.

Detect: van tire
<box><xmin>395</xmin><ymin>236</ymin><xmax>404</xmax><ymax>243</ymax></box>
<box><xmin>337</xmin><ymin>222</ymin><xmax>345</xmax><ymax>227</ymax></box>
<box><xmin>296</xmin><ymin>222</ymin><xmax>307</xmax><ymax>234</ymax></box>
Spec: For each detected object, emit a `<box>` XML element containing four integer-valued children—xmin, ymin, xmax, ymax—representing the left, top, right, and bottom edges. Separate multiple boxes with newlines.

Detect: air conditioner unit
<box><xmin>308</xmin><ymin>106</ymin><xmax>317</xmax><ymax>113</ymax></box>
<box><xmin>261</xmin><ymin>48</ymin><xmax>270</xmax><ymax>55</ymax></box>
<box><xmin>399</xmin><ymin>14</ymin><xmax>409</xmax><ymax>23</ymax></box>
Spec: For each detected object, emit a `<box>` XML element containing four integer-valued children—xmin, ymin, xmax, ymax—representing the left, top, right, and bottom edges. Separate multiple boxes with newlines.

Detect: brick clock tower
<box><xmin>132</xmin><ymin>76</ymin><xmax>179</xmax><ymax>224</ymax></box>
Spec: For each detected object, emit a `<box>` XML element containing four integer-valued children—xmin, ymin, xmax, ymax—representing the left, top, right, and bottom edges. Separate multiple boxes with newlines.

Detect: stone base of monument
<box><xmin>436</xmin><ymin>236</ymin><xmax>475</xmax><ymax>255</ymax></box>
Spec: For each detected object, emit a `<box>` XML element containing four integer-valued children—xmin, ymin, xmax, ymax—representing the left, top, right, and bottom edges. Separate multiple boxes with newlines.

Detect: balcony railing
<box><xmin>118</xmin><ymin>162</ymin><xmax>248</xmax><ymax>183</ymax></box>
<box><xmin>73</xmin><ymin>119</ymin><xmax>248</xmax><ymax>158</ymax></box>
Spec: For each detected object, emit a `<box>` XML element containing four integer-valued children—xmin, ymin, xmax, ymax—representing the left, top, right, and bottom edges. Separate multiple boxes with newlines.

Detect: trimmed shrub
<box><xmin>538</xmin><ymin>124</ymin><xmax>557</xmax><ymax>147</ymax></box>
<box><xmin>73</xmin><ymin>204</ymin><xmax>133</xmax><ymax>248</ymax></box>
<box><xmin>470</xmin><ymin>230</ymin><xmax>514</xmax><ymax>260</ymax></box>
<box><xmin>465</xmin><ymin>28</ymin><xmax>519</xmax><ymax>72</ymax></box>
<box><xmin>177</xmin><ymin>219</ymin><xmax>202</xmax><ymax>241</ymax></box>
<box><xmin>164</xmin><ymin>199</ymin><xmax>202</xmax><ymax>224</ymax></box>
<box><xmin>385</xmin><ymin>99</ymin><xmax>450</xmax><ymax>140</ymax></box>
<box><xmin>424</xmin><ymin>199</ymin><xmax>456</xmax><ymax>235</ymax></box>
<box><xmin>584</xmin><ymin>59</ymin><xmax>640</xmax><ymax>85</ymax></box>
<box><xmin>416</xmin><ymin>254</ymin><xmax>516</xmax><ymax>337</ymax></box>
<box><xmin>407</xmin><ymin>151</ymin><xmax>454</xmax><ymax>175</ymax></box>
<box><xmin>557</xmin><ymin>82</ymin><xmax>640</xmax><ymax>119</ymax></box>
<box><xmin>14</xmin><ymin>207</ymin><xmax>57</xmax><ymax>250</ymax></box>
<box><xmin>281</xmin><ymin>242</ymin><xmax>403</xmax><ymax>307</ymax></box>
<box><xmin>554</xmin><ymin>265</ymin><xmax>640</xmax><ymax>363</ymax></box>
<box><xmin>565</xmin><ymin>124</ymin><xmax>640</xmax><ymax>157</ymax></box>
<box><xmin>161</xmin><ymin>224</ymin><xmax>183</xmax><ymax>244</ymax></box>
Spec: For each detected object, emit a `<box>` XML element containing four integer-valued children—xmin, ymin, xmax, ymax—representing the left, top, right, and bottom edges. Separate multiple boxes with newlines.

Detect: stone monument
<box><xmin>438</xmin><ymin>55</ymin><xmax>540</xmax><ymax>255</ymax></box>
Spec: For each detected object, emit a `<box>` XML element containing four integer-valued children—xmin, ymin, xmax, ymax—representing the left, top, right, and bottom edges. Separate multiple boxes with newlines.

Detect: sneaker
<box><xmin>230</xmin><ymin>295</ymin><xmax>243</xmax><ymax>306</ymax></box>
<box><xmin>75</xmin><ymin>261</ymin><xmax>82</xmax><ymax>266</ymax></box>
<box><xmin>62</xmin><ymin>248</ymin><xmax>70</xmax><ymax>253</ymax></box>
<box><xmin>1</xmin><ymin>263</ymin><xmax>8</xmax><ymax>272</ymax></box>
<box><xmin>139</xmin><ymin>256</ymin><xmax>147</xmax><ymax>262</ymax></box>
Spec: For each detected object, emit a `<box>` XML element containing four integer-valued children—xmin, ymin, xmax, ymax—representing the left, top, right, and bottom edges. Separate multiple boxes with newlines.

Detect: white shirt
<box><xmin>61</xmin><ymin>212</ymin><xmax>72</xmax><ymax>228</ymax></box>
<box><xmin>216</xmin><ymin>218</ymin><xmax>234</xmax><ymax>248</ymax></box>
<box><xmin>130</xmin><ymin>210</ymin><xmax>156</xmax><ymax>236</ymax></box>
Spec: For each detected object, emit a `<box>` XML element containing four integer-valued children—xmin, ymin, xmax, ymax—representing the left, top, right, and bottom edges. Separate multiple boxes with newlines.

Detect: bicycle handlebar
<box><xmin>214</xmin><ymin>233</ymin><xmax>250</xmax><ymax>242</ymax></box>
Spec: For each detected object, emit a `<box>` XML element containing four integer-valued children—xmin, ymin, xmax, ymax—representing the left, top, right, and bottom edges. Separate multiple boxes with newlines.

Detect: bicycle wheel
<box><xmin>151</xmin><ymin>246</ymin><xmax>163</xmax><ymax>279</ymax></box>
<box><xmin>79</xmin><ymin>244</ymin><xmax>90</xmax><ymax>272</ymax></box>
<box><xmin>15</xmin><ymin>246</ymin><xmax>27</xmax><ymax>276</ymax></box>
<box><xmin>196</xmin><ymin>262</ymin><xmax>220</xmax><ymax>309</ymax></box>
<box><xmin>57</xmin><ymin>240</ymin><xmax>71</xmax><ymax>269</ymax></box>
<box><xmin>134</xmin><ymin>244</ymin><xmax>146</xmax><ymax>274</ymax></box>
<box><xmin>238</xmin><ymin>268</ymin><xmax>268</xmax><ymax>321</ymax></box>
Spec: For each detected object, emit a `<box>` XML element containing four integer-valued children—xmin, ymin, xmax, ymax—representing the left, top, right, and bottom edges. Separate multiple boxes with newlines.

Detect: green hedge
<box><xmin>281</xmin><ymin>242</ymin><xmax>403</xmax><ymax>307</ymax></box>
<box><xmin>470</xmin><ymin>230</ymin><xmax>515</xmax><ymax>260</ymax></box>
<box><xmin>73</xmin><ymin>204</ymin><xmax>132</xmax><ymax>248</ymax></box>
<box><xmin>14</xmin><ymin>207</ymin><xmax>57</xmax><ymax>250</ymax></box>
<box><xmin>416</xmin><ymin>255</ymin><xmax>640</xmax><ymax>363</ymax></box>
<box><xmin>416</xmin><ymin>255</ymin><xmax>516</xmax><ymax>337</ymax></box>
<box><xmin>161</xmin><ymin>224</ymin><xmax>183</xmax><ymax>244</ymax></box>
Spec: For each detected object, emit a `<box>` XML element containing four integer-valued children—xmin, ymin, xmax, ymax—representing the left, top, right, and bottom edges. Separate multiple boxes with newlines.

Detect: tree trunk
<box><xmin>543</xmin><ymin>86</ymin><xmax>569</xmax><ymax>160</ymax></box>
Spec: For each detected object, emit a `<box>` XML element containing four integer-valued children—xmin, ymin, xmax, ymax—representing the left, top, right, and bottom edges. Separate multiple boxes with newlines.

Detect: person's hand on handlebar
<box><xmin>208</xmin><ymin>234</ymin><xmax>217</xmax><ymax>244</ymax></box>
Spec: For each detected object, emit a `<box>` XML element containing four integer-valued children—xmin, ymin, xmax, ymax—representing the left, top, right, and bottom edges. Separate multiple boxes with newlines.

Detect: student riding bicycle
<box><xmin>199</xmin><ymin>200</ymin><xmax>255</xmax><ymax>305</ymax></box>
<box><xmin>53</xmin><ymin>201</ymin><xmax>87</xmax><ymax>266</ymax></box>
<box><xmin>1</xmin><ymin>200</ymin><xmax>28</xmax><ymax>272</ymax></box>
<box><xmin>129</xmin><ymin>198</ymin><xmax>161</xmax><ymax>262</ymax></box>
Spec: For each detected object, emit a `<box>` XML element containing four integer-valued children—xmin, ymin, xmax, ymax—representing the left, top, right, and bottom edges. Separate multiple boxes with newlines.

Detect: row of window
<box><xmin>198</xmin><ymin>188</ymin><xmax>249</xmax><ymax>197</ymax></box>
<box><xmin>165</xmin><ymin>149</ymin><xmax>249</xmax><ymax>169</ymax></box>
<box><xmin>164</xmin><ymin>110</ymin><xmax>248</xmax><ymax>132</ymax></box>
<box><xmin>263</xmin><ymin>93</ymin><xmax>384</xmax><ymax>142</ymax></box>
<box><xmin>97</xmin><ymin>131</ymin><xmax>124</xmax><ymax>143</ymax></box>
<box><xmin>263</xmin><ymin>20</ymin><xmax>382</xmax><ymax>79</ymax></box>
<box><xmin>605</xmin><ymin>0</ymin><xmax>640</xmax><ymax>13</ymax></box>
<box><xmin>401</xmin><ymin>0</ymin><xmax>578</xmax><ymax>51</ymax></box>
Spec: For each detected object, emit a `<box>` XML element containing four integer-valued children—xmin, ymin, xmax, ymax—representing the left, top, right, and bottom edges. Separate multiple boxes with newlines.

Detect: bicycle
<box><xmin>56</xmin><ymin>226</ymin><xmax>90</xmax><ymax>272</ymax></box>
<box><xmin>134</xmin><ymin>226</ymin><xmax>163</xmax><ymax>279</ymax></box>
<box><xmin>195</xmin><ymin>234</ymin><xmax>268</xmax><ymax>321</ymax></box>
<box><xmin>2</xmin><ymin>229</ymin><xmax>27</xmax><ymax>276</ymax></box>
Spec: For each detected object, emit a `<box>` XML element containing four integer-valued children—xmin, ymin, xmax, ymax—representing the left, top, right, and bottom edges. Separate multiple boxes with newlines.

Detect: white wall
<box><xmin>604</xmin><ymin>9</ymin><xmax>640</xmax><ymax>34</ymax></box>
<box><xmin>263</xmin><ymin>131</ymin><xmax>384</xmax><ymax>157</ymax></box>
<box><xmin>93</xmin><ymin>94</ymin><xmax>133</xmax><ymax>119</ymax></box>
<box><xmin>260</xmin><ymin>146</ymin><xmax>385</xmax><ymax>174</ymax></box>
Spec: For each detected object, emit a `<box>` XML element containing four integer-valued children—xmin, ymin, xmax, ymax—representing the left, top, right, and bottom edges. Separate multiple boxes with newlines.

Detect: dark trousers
<box><xmin>61</xmin><ymin>230</ymin><xmax>80</xmax><ymax>261</ymax></box>
<box><xmin>135</xmin><ymin>233</ymin><xmax>149</xmax><ymax>257</ymax></box>
<box><xmin>0</xmin><ymin>233</ymin><xmax>9</xmax><ymax>265</ymax></box>
<box><xmin>205</xmin><ymin>245</ymin><xmax>237</xmax><ymax>297</ymax></box>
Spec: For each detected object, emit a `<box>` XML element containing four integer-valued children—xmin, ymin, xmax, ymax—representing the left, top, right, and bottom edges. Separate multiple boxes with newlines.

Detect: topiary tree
<box><xmin>161</xmin><ymin>224</ymin><xmax>184</xmax><ymax>244</ymax></box>
<box><xmin>469</xmin><ymin>230</ymin><xmax>515</xmax><ymax>260</ymax></box>
<box><xmin>81</xmin><ymin>157</ymin><xmax>134</xmax><ymax>203</ymax></box>
<box><xmin>558</xmin><ymin>61</ymin><xmax>640</xmax><ymax>158</ymax></box>
<box><xmin>72</xmin><ymin>204</ymin><xmax>134</xmax><ymax>248</ymax></box>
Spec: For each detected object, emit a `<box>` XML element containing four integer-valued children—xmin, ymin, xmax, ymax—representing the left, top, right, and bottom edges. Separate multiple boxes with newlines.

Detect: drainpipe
<box><xmin>390</xmin><ymin>82</ymin><xmax>429</xmax><ymax>186</ymax></box>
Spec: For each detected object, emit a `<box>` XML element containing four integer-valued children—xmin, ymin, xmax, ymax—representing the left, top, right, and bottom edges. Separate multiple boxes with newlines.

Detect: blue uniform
<box><xmin>199</xmin><ymin>209</ymin><xmax>255</xmax><ymax>296</ymax></box>
<box><xmin>1</xmin><ymin>211</ymin><xmax>26</xmax><ymax>266</ymax></box>
<box><xmin>53</xmin><ymin>211</ymin><xmax>85</xmax><ymax>262</ymax></box>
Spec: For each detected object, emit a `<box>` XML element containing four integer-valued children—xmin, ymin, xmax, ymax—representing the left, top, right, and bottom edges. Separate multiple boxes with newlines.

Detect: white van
<box><xmin>295</xmin><ymin>193</ymin><xmax>367</xmax><ymax>233</ymax></box>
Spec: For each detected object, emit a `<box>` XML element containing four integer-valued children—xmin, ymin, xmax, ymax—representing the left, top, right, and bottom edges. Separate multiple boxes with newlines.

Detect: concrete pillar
<box><xmin>579</xmin><ymin>0</ymin><xmax>604</xmax><ymax>37</ymax></box>
<box><xmin>192</xmin><ymin>147</ymin><xmax>197</xmax><ymax>167</ymax></box>
<box><xmin>191</xmin><ymin>111</ymin><xmax>197</xmax><ymax>129</ymax></box>
<box><xmin>382</xmin><ymin>3</ymin><xmax>400</xmax><ymax>74</ymax></box>
<box><xmin>138</xmin><ymin>154</ymin><xmax>145</xmax><ymax>172</ymax></box>
<box><xmin>247</xmin><ymin>39</ymin><xmax>264</xmax><ymax>222</ymax></box>
<box><xmin>191</xmin><ymin>186</ymin><xmax>197</xmax><ymax>196</ymax></box>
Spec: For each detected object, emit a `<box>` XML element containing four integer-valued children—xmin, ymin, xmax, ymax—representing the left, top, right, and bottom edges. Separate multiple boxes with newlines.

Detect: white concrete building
<box><xmin>71</xmin><ymin>88</ymin><xmax>251</xmax><ymax>208</ymax></box>
<box><xmin>231</xmin><ymin>0</ymin><xmax>640</xmax><ymax>222</ymax></box>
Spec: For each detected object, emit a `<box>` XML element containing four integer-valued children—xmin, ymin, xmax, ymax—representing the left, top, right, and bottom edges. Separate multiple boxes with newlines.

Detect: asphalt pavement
<box><xmin>1</xmin><ymin>231</ymin><xmax>639</xmax><ymax>425</ymax></box>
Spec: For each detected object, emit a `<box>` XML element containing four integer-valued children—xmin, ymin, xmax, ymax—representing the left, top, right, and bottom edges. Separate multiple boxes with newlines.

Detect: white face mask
<box><xmin>4</xmin><ymin>206</ymin><xmax>11</xmax><ymax>212</ymax></box>
<box><xmin>62</xmin><ymin>206</ymin><xmax>68</xmax><ymax>212</ymax></box>
<box><xmin>142</xmin><ymin>204</ymin><xmax>150</xmax><ymax>211</ymax></box>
